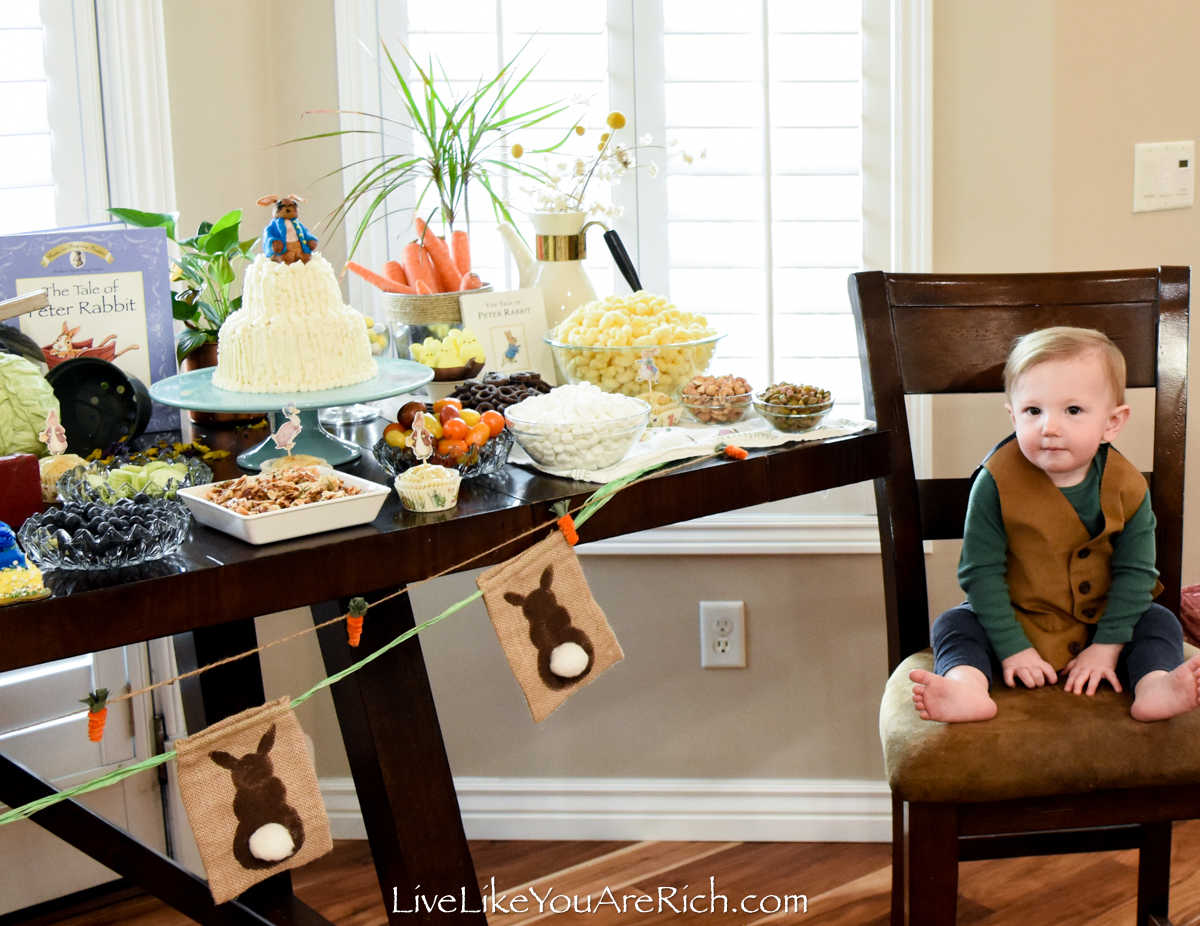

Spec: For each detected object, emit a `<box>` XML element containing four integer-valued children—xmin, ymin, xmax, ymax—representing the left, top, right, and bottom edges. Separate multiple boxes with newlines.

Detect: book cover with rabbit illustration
<box><xmin>0</xmin><ymin>225</ymin><xmax>178</xmax><ymax>431</ymax></box>
<box><xmin>477</xmin><ymin>530</ymin><xmax>623</xmax><ymax>722</ymax></box>
<box><xmin>175</xmin><ymin>697</ymin><xmax>331</xmax><ymax>904</ymax></box>
<box><xmin>459</xmin><ymin>286</ymin><xmax>557</xmax><ymax>384</ymax></box>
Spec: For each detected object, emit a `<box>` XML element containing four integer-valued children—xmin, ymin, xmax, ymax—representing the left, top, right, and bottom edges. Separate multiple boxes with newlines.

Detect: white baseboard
<box><xmin>321</xmin><ymin>776</ymin><xmax>892</xmax><ymax>843</ymax></box>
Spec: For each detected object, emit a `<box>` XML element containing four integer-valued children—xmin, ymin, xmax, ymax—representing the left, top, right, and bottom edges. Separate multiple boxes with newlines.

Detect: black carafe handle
<box><xmin>603</xmin><ymin>229</ymin><xmax>643</xmax><ymax>293</ymax></box>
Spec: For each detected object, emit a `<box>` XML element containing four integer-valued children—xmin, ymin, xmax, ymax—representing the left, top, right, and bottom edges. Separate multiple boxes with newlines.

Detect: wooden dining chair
<box><xmin>850</xmin><ymin>267</ymin><xmax>1200</xmax><ymax>926</ymax></box>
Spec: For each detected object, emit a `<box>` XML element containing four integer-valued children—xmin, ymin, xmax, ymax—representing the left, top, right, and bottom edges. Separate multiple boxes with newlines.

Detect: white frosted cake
<box><xmin>212</xmin><ymin>253</ymin><xmax>377</xmax><ymax>393</ymax></box>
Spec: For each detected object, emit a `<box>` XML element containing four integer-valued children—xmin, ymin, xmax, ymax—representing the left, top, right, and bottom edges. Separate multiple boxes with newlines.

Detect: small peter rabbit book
<box><xmin>459</xmin><ymin>287</ymin><xmax>557</xmax><ymax>384</ymax></box>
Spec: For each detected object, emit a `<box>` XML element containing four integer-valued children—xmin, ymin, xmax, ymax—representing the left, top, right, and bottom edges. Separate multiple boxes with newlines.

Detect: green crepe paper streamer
<box><xmin>0</xmin><ymin>458</ymin><xmax>682</xmax><ymax>826</ymax></box>
<box><xmin>0</xmin><ymin>753</ymin><xmax>175</xmax><ymax>826</ymax></box>
<box><xmin>572</xmin><ymin>461</ymin><xmax>668</xmax><ymax>529</ymax></box>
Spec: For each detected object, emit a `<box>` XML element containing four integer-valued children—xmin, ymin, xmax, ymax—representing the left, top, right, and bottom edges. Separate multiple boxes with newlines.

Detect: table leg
<box><xmin>177</xmin><ymin>618</ymin><xmax>268</xmax><ymax>730</ymax></box>
<box><xmin>175</xmin><ymin>618</ymin><xmax>306</xmax><ymax>915</ymax></box>
<box><xmin>313</xmin><ymin>592</ymin><xmax>486</xmax><ymax>925</ymax></box>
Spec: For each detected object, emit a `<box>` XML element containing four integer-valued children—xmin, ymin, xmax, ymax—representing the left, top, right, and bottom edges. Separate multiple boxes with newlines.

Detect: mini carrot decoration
<box><xmin>383</xmin><ymin>260</ymin><xmax>409</xmax><ymax>287</ymax></box>
<box><xmin>346</xmin><ymin>597</ymin><xmax>368</xmax><ymax>647</ymax></box>
<box><xmin>552</xmin><ymin>501</ymin><xmax>579</xmax><ymax>545</ymax></box>
<box><xmin>722</xmin><ymin>444</ymin><xmax>748</xmax><ymax>460</ymax></box>
<box><xmin>416</xmin><ymin>218</ymin><xmax>462</xmax><ymax>292</ymax></box>
<box><xmin>345</xmin><ymin>261</ymin><xmax>414</xmax><ymax>293</ymax></box>
<box><xmin>416</xmin><ymin>279</ymin><xmax>434</xmax><ymax>294</ymax></box>
<box><xmin>402</xmin><ymin>241</ymin><xmax>438</xmax><ymax>293</ymax></box>
<box><xmin>81</xmin><ymin>689</ymin><xmax>109</xmax><ymax>742</ymax></box>
<box><xmin>451</xmin><ymin>230</ymin><xmax>471</xmax><ymax>275</ymax></box>
<box><xmin>459</xmin><ymin>272</ymin><xmax>482</xmax><ymax>292</ymax></box>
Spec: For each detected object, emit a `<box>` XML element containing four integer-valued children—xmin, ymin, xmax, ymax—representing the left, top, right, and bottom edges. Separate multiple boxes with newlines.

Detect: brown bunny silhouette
<box><xmin>210</xmin><ymin>724</ymin><xmax>305</xmax><ymax>870</ymax></box>
<box><xmin>505</xmin><ymin>565</ymin><xmax>595</xmax><ymax>689</ymax></box>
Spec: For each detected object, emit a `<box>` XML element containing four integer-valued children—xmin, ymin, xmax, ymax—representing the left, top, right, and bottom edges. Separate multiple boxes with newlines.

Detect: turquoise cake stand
<box><xmin>149</xmin><ymin>359</ymin><xmax>433</xmax><ymax>470</ymax></box>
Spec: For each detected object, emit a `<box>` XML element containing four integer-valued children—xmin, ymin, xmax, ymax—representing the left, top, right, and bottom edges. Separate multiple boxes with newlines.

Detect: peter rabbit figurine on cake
<box><xmin>258</xmin><ymin>195</ymin><xmax>318</xmax><ymax>265</ymax></box>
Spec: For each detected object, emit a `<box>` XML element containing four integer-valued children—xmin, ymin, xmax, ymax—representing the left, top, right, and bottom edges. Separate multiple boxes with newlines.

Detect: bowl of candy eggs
<box><xmin>362</xmin><ymin>315</ymin><xmax>391</xmax><ymax>357</ymax></box>
<box><xmin>543</xmin><ymin>293</ymin><xmax>724</xmax><ymax>407</ymax></box>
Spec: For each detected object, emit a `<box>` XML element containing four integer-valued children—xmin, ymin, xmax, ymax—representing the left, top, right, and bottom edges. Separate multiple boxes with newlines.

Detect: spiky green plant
<box><xmin>296</xmin><ymin>42</ymin><xmax>575</xmax><ymax>259</ymax></box>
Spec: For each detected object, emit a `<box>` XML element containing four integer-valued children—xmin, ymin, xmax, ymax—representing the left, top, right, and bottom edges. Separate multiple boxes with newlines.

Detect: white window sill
<box><xmin>576</xmin><ymin>513</ymin><xmax>881</xmax><ymax>556</ymax></box>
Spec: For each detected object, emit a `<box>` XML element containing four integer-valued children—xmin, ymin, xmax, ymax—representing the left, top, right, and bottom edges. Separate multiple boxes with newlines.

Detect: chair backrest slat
<box><xmin>850</xmin><ymin>268</ymin><xmax>1189</xmax><ymax>672</ymax></box>
<box><xmin>891</xmin><ymin>303</ymin><xmax>1159</xmax><ymax>394</ymax></box>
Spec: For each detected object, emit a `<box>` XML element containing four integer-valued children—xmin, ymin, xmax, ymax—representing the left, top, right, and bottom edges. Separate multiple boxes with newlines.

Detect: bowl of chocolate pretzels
<box><xmin>446</xmin><ymin>372</ymin><xmax>553</xmax><ymax>414</ymax></box>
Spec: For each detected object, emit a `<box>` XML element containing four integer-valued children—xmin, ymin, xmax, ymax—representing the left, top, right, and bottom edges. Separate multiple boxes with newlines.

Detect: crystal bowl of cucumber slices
<box><xmin>57</xmin><ymin>456</ymin><xmax>213</xmax><ymax>505</ymax></box>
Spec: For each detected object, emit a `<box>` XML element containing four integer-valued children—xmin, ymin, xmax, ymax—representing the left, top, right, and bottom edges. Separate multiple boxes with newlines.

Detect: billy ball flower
<box><xmin>575</xmin><ymin>125</ymin><xmax>586</xmax><ymax>135</ymax></box>
<box><xmin>511</xmin><ymin>144</ymin><xmax>524</xmax><ymax>159</ymax></box>
<box><xmin>606</xmin><ymin>111</ymin><xmax>626</xmax><ymax>130</ymax></box>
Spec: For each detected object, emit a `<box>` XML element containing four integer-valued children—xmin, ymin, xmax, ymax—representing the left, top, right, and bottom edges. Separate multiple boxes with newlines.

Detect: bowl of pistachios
<box><xmin>753</xmin><ymin>382</ymin><xmax>834</xmax><ymax>432</ymax></box>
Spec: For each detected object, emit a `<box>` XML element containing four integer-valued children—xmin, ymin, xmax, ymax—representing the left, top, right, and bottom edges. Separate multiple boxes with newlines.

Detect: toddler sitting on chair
<box><xmin>912</xmin><ymin>326</ymin><xmax>1200</xmax><ymax>723</ymax></box>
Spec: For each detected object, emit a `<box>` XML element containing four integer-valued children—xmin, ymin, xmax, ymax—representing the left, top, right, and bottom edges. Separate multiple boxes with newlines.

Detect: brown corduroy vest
<box><xmin>984</xmin><ymin>439</ymin><xmax>1161</xmax><ymax>671</ymax></box>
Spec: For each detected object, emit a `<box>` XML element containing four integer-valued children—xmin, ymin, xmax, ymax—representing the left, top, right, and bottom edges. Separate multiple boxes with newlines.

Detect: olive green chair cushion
<box><xmin>881</xmin><ymin>646</ymin><xmax>1200</xmax><ymax>803</ymax></box>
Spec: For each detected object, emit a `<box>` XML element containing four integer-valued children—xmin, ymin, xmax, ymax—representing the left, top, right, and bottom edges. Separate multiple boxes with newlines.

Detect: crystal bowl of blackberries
<box><xmin>18</xmin><ymin>495</ymin><xmax>191</xmax><ymax>570</ymax></box>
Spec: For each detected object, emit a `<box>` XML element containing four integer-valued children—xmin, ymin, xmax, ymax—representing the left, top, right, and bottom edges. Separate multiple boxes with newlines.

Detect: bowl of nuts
<box><xmin>680</xmin><ymin>375</ymin><xmax>754</xmax><ymax>424</ymax></box>
<box><xmin>753</xmin><ymin>383</ymin><xmax>834</xmax><ymax>432</ymax></box>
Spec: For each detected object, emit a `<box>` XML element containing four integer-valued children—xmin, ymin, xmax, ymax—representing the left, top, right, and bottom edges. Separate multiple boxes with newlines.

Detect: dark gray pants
<box><xmin>931</xmin><ymin>603</ymin><xmax>1184</xmax><ymax>690</ymax></box>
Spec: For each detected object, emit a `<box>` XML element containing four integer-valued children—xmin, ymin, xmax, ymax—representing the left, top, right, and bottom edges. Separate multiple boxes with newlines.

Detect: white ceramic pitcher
<box><xmin>497</xmin><ymin>212</ymin><xmax>605</xmax><ymax>329</ymax></box>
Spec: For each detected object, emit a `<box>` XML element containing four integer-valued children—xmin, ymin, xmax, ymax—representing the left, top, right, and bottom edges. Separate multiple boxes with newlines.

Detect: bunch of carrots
<box><xmin>346</xmin><ymin>218</ymin><xmax>482</xmax><ymax>295</ymax></box>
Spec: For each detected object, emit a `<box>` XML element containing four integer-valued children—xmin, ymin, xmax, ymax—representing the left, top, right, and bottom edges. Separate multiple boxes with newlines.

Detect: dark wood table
<box><xmin>0</xmin><ymin>418</ymin><xmax>891</xmax><ymax>925</ymax></box>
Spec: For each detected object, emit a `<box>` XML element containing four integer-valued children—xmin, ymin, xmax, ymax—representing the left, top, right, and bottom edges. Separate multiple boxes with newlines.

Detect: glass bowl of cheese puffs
<box><xmin>544</xmin><ymin>292</ymin><xmax>723</xmax><ymax>401</ymax></box>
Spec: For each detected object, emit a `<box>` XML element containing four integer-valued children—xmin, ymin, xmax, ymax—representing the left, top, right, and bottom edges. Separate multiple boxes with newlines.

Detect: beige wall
<box><xmin>166</xmin><ymin>0</ymin><xmax>1200</xmax><ymax>784</ymax></box>
<box><xmin>162</xmin><ymin>0</ymin><xmax>347</xmax><ymax>288</ymax></box>
<box><xmin>928</xmin><ymin>0</ymin><xmax>1200</xmax><ymax>615</ymax></box>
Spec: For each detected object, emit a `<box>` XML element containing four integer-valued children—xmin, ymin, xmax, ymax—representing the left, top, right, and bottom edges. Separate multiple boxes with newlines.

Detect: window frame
<box><xmin>332</xmin><ymin>0</ymin><xmax>932</xmax><ymax>555</ymax></box>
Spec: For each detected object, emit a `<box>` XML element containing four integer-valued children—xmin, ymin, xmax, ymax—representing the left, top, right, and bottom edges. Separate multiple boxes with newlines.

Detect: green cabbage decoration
<box><xmin>0</xmin><ymin>354</ymin><xmax>60</xmax><ymax>457</ymax></box>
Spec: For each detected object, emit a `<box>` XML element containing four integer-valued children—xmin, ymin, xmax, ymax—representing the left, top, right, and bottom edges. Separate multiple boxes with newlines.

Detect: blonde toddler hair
<box><xmin>1004</xmin><ymin>326</ymin><xmax>1126</xmax><ymax>404</ymax></box>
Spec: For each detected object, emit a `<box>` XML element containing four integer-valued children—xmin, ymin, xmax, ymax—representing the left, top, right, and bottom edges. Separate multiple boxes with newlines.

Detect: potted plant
<box><xmin>108</xmin><ymin>207</ymin><xmax>258</xmax><ymax>367</ymax></box>
<box><xmin>298</xmin><ymin>43</ymin><xmax>575</xmax><ymax>259</ymax></box>
<box><xmin>110</xmin><ymin>207</ymin><xmax>262</xmax><ymax>424</ymax></box>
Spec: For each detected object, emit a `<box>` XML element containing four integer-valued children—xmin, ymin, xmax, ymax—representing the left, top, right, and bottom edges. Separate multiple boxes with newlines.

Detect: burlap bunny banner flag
<box><xmin>175</xmin><ymin>697</ymin><xmax>332</xmax><ymax>904</ymax></box>
<box><xmin>477</xmin><ymin>530</ymin><xmax>623</xmax><ymax>722</ymax></box>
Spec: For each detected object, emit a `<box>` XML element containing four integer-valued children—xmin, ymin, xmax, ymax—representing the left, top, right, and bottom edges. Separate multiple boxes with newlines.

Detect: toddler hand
<box><xmin>1000</xmin><ymin>648</ymin><xmax>1058</xmax><ymax>688</ymax></box>
<box><xmin>1063</xmin><ymin>642</ymin><xmax>1123</xmax><ymax>695</ymax></box>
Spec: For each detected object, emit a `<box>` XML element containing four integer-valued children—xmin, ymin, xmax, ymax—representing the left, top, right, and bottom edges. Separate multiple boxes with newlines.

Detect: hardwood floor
<box><xmin>41</xmin><ymin>821</ymin><xmax>1200</xmax><ymax>924</ymax></box>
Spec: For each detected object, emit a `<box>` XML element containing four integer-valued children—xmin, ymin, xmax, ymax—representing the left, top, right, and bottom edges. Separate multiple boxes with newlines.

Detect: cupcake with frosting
<box><xmin>395</xmin><ymin>464</ymin><xmax>461</xmax><ymax>512</ymax></box>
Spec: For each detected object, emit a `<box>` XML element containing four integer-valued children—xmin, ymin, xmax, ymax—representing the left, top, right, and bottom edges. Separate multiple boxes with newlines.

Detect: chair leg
<box><xmin>892</xmin><ymin>794</ymin><xmax>905</xmax><ymax>926</ymax></box>
<box><xmin>1137</xmin><ymin>821</ymin><xmax>1172</xmax><ymax>926</ymax></box>
<box><xmin>907</xmin><ymin>802</ymin><xmax>959</xmax><ymax>926</ymax></box>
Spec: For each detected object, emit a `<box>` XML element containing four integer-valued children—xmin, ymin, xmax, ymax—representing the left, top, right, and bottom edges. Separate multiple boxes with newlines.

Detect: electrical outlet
<box><xmin>700</xmin><ymin>601</ymin><xmax>745</xmax><ymax>668</ymax></box>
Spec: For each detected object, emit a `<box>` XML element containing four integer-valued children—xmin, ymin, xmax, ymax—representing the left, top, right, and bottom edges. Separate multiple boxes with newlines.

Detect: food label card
<box><xmin>0</xmin><ymin>227</ymin><xmax>177</xmax><ymax>432</ymax></box>
<box><xmin>459</xmin><ymin>287</ymin><xmax>557</xmax><ymax>384</ymax></box>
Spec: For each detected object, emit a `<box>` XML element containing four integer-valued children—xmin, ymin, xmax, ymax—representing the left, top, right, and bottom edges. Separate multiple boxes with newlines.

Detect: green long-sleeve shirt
<box><xmin>957</xmin><ymin>444</ymin><xmax>1159</xmax><ymax>661</ymax></box>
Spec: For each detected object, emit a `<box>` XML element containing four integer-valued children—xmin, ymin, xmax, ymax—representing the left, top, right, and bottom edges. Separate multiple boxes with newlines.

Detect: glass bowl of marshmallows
<box><xmin>504</xmin><ymin>384</ymin><xmax>650</xmax><ymax>471</ymax></box>
<box><xmin>544</xmin><ymin>293</ymin><xmax>723</xmax><ymax>401</ymax></box>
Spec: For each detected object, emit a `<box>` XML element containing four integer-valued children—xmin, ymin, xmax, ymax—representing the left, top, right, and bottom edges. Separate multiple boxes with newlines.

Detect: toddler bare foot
<box><xmin>910</xmin><ymin>668</ymin><xmax>997</xmax><ymax>722</ymax></box>
<box><xmin>1131</xmin><ymin>654</ymin><xmax>1200</xmax><ymax>722</ymax></box>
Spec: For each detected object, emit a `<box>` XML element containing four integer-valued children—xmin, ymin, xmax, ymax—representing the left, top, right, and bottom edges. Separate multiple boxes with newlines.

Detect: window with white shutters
<box><xmin>0</xmin><ymin>0</ymin><xmax>108</xmax><ymax>235</ymax></box>
<box><xmin>336</xmin><ymin>0</ymin><xmax>922</xmax><ymax>551</ymax></box>
<box><xmin>0</xmin><ymin>0</ymin><xmax>55</xmax><ymax>233</ymax></box>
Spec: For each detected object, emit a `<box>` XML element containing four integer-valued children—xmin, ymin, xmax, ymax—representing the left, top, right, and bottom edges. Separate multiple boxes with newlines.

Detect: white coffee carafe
<box><xmin>498</xmin><ymin>212</ymin><xmax>606</xmax><ymax>330</ymax></box>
